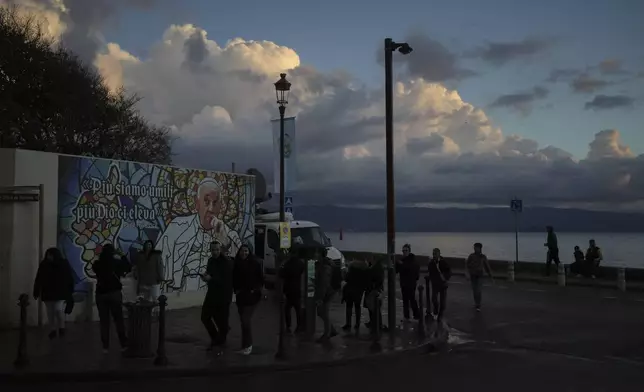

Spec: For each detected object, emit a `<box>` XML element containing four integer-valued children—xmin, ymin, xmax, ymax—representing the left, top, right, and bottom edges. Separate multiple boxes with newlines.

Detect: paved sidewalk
<box><xmin>0</xmin><ymin>294</ymin><xmax>430</xmax><ymax>382</ymax></box>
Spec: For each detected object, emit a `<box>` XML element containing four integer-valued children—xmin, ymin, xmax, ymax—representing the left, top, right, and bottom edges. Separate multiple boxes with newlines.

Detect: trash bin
<box><xmin>123</xmin><ymin>300</ymin><xmax>156</xmax><ymax>358</ymax></box>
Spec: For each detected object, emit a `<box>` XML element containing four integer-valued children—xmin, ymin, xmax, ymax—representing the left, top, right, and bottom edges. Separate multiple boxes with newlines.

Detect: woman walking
<box><xmin>33</xmin><ymin>248</ymin><xmax>75</xmax><ymax>339</ymax></box>
<box><xmin>232</xmin><ymin>244</ymin><xmax>263</xmax><ymax>355</ymax></box>
<box><xmin>93</xmin><ymin>244</ymin><xmax>131</xmax><ymax>353</ymax></box>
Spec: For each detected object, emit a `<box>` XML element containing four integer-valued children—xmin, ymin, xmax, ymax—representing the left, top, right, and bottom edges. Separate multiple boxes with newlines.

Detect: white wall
<box><xmin>0</xmin><ymin>149</ymin><xmax>16</xmax><ymax>328</ymax></box>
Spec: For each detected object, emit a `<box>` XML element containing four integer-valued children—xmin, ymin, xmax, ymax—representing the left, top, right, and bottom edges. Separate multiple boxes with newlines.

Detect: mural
<box><xmin>57</xmin><ymin>155</ymin><xmax>255</xmax><ymax>293</ymax></box>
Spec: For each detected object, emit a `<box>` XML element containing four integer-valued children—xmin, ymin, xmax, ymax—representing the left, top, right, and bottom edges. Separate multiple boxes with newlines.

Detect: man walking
<box><xmin>427</xmin><ymin>248</ymin><xmax>451</xmax><ymax>323</ymax></box>
<box><xmin>544</xmin><ymin>226</ymin><xmax>560</xmax><ymax>276</ymax></box>
<box><xmin>314</xmin><ymin>247</ymin><xmax>338</xmax><ymax>342</ymax></box>
<box><xmin>395</xmin><ymin>244</ymin><xmax>420</xmax><ymax>320</ymax></box>
<box><xmin>201</xmin><ymin>241</ymin><xmax>233</xmax><ymax>352</ymax></box>
<box><xmin>465</xmin><ymin>243</ymin><xmax>493</xmax><ymax>312</ymax></box>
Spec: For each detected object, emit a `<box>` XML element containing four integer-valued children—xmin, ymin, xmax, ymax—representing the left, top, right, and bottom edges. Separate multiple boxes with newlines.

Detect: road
<box><xmin>6</xmin><ymin>277</ymin><xmax>644</xmax><ymax>391</ymax></box>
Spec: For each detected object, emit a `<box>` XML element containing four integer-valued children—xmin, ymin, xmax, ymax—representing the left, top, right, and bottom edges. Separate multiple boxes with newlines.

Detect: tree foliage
<box><xmin>0</xmin><ymin>5</ymin><xmax>172</xmax><ymax>164</ymax></box>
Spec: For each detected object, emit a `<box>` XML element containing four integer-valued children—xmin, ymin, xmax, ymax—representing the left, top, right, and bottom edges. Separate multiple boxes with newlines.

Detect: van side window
<box><xmin>267</xmin><ymin>229</ymin><xmax>279</xmax><ymax>251</ymax></box>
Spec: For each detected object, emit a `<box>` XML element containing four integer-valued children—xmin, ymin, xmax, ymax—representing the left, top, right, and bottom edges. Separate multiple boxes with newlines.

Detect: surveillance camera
<box><xmin>398</xmin><ymin>44</ymin><xmax>413</xmax><ymax>55</ymax></box>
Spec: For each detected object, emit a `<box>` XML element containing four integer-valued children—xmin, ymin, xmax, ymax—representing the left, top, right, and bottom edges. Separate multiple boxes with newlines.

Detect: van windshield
<box><xmin>291</xmin><ymin>227</ymin><xmax>331</xmax><ymax>247</ymax></box>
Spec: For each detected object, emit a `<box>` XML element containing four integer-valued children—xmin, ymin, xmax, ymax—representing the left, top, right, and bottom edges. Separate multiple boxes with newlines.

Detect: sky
<box><xmin>5</xmin><ymin>0</ymin><xmax>644</xmax><ymax>211</ymax></box>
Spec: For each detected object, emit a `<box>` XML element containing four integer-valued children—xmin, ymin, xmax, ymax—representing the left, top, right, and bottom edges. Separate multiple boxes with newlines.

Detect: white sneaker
<box><xmin>239</xmin><ymin>346</ymin><xmax>252</xmax><ymax>356</ymax></box>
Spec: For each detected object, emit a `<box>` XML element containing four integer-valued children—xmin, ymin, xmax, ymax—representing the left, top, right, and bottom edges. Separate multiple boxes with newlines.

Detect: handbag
<box><xmin>64</xmin><ymin>299</ymin><xmax>75</xmax><ymax>314</ymax></box>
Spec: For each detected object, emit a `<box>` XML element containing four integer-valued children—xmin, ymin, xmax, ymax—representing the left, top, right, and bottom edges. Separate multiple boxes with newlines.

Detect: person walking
<box><xmin>279</xmin><ymin>247</ymin><xmax>305</xmax><ymax>333</ymax></box>
<box><xmin>427</xmin><ymin>248</ymin><xmax>451</xmax><ymax>323</ymax></box>
<box><xmin>364</xmin><ymin>257</ymin><xmax>387</xmax><ymax>334</ymax></box>
<box><xmin>341</xmin><ymin>258</ymin><xmax>369</xmax><ymax>333</ymax></box>
<box><xmin>232</xmin><ymin>244</ymin><xmax>263</xmax><ymax>355</ymax></box>
<box><xmin>33</xmin><ymin>247</ymin><xmax>75</xmax><ymax>339</ymax></box>
<box><xmin>133</xmin><ymin>240</ymin><xmax>164</xmax><ymax>303</ymax></box>
<box><xmin>465</xmin><ymin>242</ymin><xmax>493</xmax><ymax>312</ymax></box>
<box><xmin>544</xmin><ymin>226</ymin><xmax>560</xmax><ymax>276</ymax></box>
<box><xmin>201</xmin><ymin>241</ymin><xmax>233</xmax><ymax>352</ymax></box>
<box><xmin>395</xmin><ymin>244</ymin><xmax>420</xmax><ymax>320</ymax></box>
<box><xmin>314</xmin><ymin>247</ymin><xmax>338</xmax><ymax>342</ymax></box>
<box><xmin>93</xmin><ymin>244</ymin><xmax>130</xmax><ymax>353</ymax></box>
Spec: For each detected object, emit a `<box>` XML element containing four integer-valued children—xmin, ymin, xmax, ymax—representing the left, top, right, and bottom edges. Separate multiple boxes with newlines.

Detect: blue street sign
<box><xmin>284</xmin><ymin>196</ymin><xmax>293</xmax><ymax>206</ymax></box>
<box><xmin>285</xmin><ymin>206</ymin><xmax>293</xmax><ymax>214</ymax></box>
<box><xmin>510</xmin><ymin>199</ymin><xmax>523</xmax><ymax>213</ymax></box>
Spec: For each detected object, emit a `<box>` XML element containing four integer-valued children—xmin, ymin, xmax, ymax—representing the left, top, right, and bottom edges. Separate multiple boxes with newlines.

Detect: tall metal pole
<box><xmin>514</xmin><ymin>211</ymin><xmax>519</xmax><ymax>265</ymax></box>
<box><xmin>384</xmin><ymin>38</ymin><xmax>396</xmax><ymax>336</ymax></box>
<box><xmin>275</xmin><ymin>105</ymin><xmax>286</xmax><ymax>359</ymax></box>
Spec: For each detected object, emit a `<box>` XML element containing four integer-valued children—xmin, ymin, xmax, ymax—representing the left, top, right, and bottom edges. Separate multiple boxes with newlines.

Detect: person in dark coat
<box><xmin>279</xmin><ymin>247</ymin><xmax>305</xmax><ymax>333</ymax></box>
<box><xmin>544</xmin><ymin>226</ymin><xmax>560</xmax><ymax>276</ymax></box>
<box><xmin>395</xmin><ymin>244</ymin><xmax>420</xmax><ymax>320</ymax></box>
<box><xmin>232</xmin><ymin>244</ymin><xmax>263</xmax><ymax>355</ymax></box>
<box><xmin>427</xmin><ymin>248</ymin><xmax>452</xmax><ymax>323</ymax></box>
<box><xmin>314</xmin><ymin>247</ymin><xmax>338</xmax><ymax>342</ymax></box>
<box><xmin>93</xmin><ymin>244</ymin><xmax>131</xmax><ymax>353</ymax></box>
<box><xmin>342</xmin><ymin>259</ymin><xmax>369</xmax><ymax>332</ymax></box>
<box><xmin>33</xmin><ymin>247</ymin><xmax>75</xmax><ymax>339</ymax></box>
<box><xmin>570</xmin><ymin>246</ymin><xmax>585</xmax><ymax>277</ymax></box>
<box><xmin>201</xmin><ymin>241</ymin><xmax>233</xmax><ymax>351</ymax></box>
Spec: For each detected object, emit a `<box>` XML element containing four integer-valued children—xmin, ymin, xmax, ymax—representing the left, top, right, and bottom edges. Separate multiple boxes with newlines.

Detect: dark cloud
<box><xmin>584</xmin><ymin>95</ymin><xmax>635</xmax><ymax>111</ymax></box>
<box><xmin>471</xmin><ymin>37</ymin><xmax>554</xmax><ymax>65</ymax></box>
<box><xmin>570</xmin><ymin>74</ymin><xmax>610</xmax><ymax>93</ymax></box>
<box><xmin>546</xmin><ymin>68</ymin><xmax>582</xmax><ymax>83</ymax></box>
<box><xmin>598</xmin><ymin>59</ymin><xmax>626</xmax><ymax>75</ymax></box>
<box><xmin>489</xmin><ymin>86</ymin><xmax>549</xmax><ymax>115</ymax></box>
<box><xmin>377</xmin><ymin>33</ymin><xmax>476</xmax><ymax>82</ymax></box>
<box><xmin>57</xmin><ymin>0</ymin><xmax>159</xmax><ymax>64</ymax></box>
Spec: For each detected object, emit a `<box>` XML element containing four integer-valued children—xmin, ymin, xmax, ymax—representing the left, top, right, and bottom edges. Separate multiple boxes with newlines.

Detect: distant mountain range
<box><xmin>293</xmin><ymin>205</ymin><xmax>644</xmax><ymax>233</ymax></box>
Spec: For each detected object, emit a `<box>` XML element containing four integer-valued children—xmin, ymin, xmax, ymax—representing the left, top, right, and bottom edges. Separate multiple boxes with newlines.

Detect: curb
<box><xmin>0</xmin><ymin>338</ymin><xmax>439</xmax><ymax>384</ymax></box>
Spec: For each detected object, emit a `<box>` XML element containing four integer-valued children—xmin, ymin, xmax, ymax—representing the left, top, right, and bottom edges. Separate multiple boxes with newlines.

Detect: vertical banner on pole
<box><xmin>271</xmin><ymin>117</ymin><xmax>297</xmax><ymax>194</ymax></box>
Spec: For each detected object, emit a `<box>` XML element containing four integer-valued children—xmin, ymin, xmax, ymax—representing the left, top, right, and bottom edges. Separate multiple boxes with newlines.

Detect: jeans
<box><xmin>431</xmin><ymin>287</ymin><xmax>447</xmax><ymax>321</ymax></box>
<box><xmin>284</xmin><ymin>294</ymin><xmax>302</xmax><ymax>330</ymax></box>
<box><xmin>96</xmin><ymin>291</ymin><xmax>128</xmax><ymax>349</ymax></box>
<box><xmin>470</xmin><ymin>274</ymin><xmax>483</xmax><ymax>308</ymax></box>
<box><xmin>345</xmin><ymin>294</ymin><xmax>362</xmax><ymax>327</ymax></box>
<box><xmin>237</xmin><ymin>304</ymin><xmax>256</xmax><ymax>349</ymax></box>
<box><xmin>201</xmin><ymin>300</ymin><xmax>230</xmax><ymax>346</ymax></box>
<box><xmin>401</xmin><ymin>285</ymin><xmax>419</xmax><ymax>319</ymax></box>
<box><xmin>44</xmin><ymin>300</ymin><xmax>65</xmax><ymax>331</ymax></box>
<box><xmin>545</xmin><ymin>249</ymin><xmax>560</xmax><ymax>275</ymax></box>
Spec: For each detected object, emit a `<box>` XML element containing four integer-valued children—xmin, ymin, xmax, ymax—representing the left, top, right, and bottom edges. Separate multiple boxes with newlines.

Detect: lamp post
<box><xmin>274</xmin><ymin>73</ymin><xmax>291</xmax><ymax>359</ymax></box>
<box><xmin>384</xmin><ymin>38</ymin><xmax>412</xmax><ymax>337</ymax></box>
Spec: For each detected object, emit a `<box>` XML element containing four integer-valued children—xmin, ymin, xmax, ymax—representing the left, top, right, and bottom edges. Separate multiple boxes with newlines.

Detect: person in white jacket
<box><xmin>156</xmin><ymin>178</ymin><xmax>241</xmax><ymax>292</ymax></box>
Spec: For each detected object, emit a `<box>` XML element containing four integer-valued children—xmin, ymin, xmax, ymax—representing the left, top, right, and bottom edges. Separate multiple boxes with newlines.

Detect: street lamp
<box><xmin>384</xmin><ymin>38</ymin><xmax>412</xmax><ymax>338</ymax></box>
<box><xmin>274</xmin><ymin>72</ymin><xmax>291</xmax><ymax>359</ymax></box>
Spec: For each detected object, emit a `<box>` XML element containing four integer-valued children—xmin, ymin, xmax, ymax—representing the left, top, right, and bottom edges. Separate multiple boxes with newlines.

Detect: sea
<box><xmin>326</xmin><ymin>232</ymin><xmax>644</xmax><ymax>269</ymax></box>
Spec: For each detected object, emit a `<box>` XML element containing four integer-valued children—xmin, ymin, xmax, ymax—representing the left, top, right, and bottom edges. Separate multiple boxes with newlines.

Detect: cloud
<box><xmin>584</xmin><ymin>95</ymin><xmax>635</xmax><ymax>111</ymax></box>
<box><xmin>489</xmin><ymin>86</ymin><xmax>548</xmax><ymax>115</ymax></box>
<box><xmin>546</xmin><ymin>68</ymin><xmax>581</xmax><ymax>83</ymax></box>
<box><xmin>570</xmin><ymin>74</ymin><xmax>610</xmax><ymax>93</ymax></box>
<box><xmin>10</xmin><ymin>2</ymin><xmax>644</xmax><ymax>210</ymax></box>
<box><xmin>598</xmin><ymin>59</ymin><xmax>626</xmax><ymax>75</ymax></box>
<box><xmin>470</xmin><ymin>37</ymin><xmax>553</xmax><ymax>65</ymax></box>
<box><xmin>380</xmin><ymin>33</ymin><xmax>476</xmax><ymax>82</ymax></box>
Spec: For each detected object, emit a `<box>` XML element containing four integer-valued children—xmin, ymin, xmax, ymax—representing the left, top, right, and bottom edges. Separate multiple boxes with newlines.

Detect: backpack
<box><xmin>330</xmin><ymin>262</ymin><xmax>343</xmax><ymax>291</ymax></box>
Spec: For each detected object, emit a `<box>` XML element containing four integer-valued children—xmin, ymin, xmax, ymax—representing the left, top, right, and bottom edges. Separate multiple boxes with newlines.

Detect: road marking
<box><xmin>602</xmin><ymin>296</ymin><xmax>618</xmax><ymax>300</ymax></box>
<box><xmin>525</xmin><ymin>288</ymin><xmax>546</xmax><ymax>292</ymax></box>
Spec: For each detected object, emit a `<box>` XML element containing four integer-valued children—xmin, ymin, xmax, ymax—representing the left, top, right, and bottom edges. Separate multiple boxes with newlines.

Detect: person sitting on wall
<box><xmin>585</xmin><ymin>239</ymin><xmax>603</xmax><ymax>279</ymax></box>
<box><xmin>570</xmin><ymin>246</ymin><xmax>585</xmax><ymax>277</ymax></box>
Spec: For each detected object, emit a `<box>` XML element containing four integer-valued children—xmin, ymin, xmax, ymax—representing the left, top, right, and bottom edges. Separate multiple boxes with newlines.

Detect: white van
<box><xmin>254</xmin><ymin>212</ymin><xmax>346</xmax><ymax>287</ymax></box>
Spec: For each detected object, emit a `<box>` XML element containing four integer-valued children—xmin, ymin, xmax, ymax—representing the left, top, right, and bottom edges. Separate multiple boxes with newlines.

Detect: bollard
<box><xmin>617</xmin><ymin>267</ymin><xmax>626</xmax><ymax>292</ymax></box>
<box><xmin>153</xmin><ymin>295</ymin><xmax>168</xmax><ymax>366</ymax></box>
<box><xmin>417</xmin><ymin>285</ymin><xmax>426</xmax><ymax>339</ymax></box>
<box><xmin>370</xmin><ymin>296</ymin><xmax>381</xmax><ymax>350</ymax></box>
<box><xmin>424</xmin><ymin>276</ymin><xmax>430</xmax><ymax>315</ymax></box>
<box><xmin>14</xmin><ymin>294</ymin><xmax>30</xmax><ymax>368</ymax></box>
<box><xmin>557</xmin><ymin>263</ymin><xmax>566</xmax><ymax>287</ymax></box>
<box><xmin>507</xmin><ymin>261</ymin><xmax>515</xmax><ymax>283</ymax></box>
